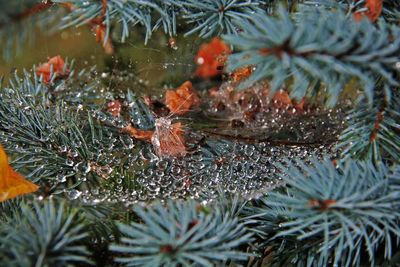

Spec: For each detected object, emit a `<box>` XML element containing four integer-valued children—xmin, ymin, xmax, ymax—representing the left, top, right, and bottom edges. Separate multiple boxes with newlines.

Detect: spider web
<box><xmin>0</xmin><ymin>23</ymin><xmax>346</xmax><ymax>204</ymax></box>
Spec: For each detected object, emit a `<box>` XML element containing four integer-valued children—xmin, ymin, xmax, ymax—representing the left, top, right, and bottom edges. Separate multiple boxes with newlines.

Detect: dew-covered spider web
<box><xmin>0</xmin><ymin>26</ymin><xmax>347</xmax><ymax>204</ymax></box>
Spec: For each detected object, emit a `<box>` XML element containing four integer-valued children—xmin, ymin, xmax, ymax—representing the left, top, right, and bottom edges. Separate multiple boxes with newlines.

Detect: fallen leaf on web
<box><xmin>152</xmin><ymin>118</ymin><xmax>187</xmax><ymax>158</ymax></box>
<box><xmin>165</xmin><ymin>81</ymin><xmax>200</xmax><ymax>115</ymax></box>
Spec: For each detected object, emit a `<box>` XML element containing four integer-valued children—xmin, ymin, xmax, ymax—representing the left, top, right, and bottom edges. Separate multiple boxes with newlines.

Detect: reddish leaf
<box><xmin>195</xmin><ymin>37</ymin><xmax>231</xmax><ymax>78</ymax></box>
<box><xmin>36</xmin><ymin>55</ymin><xmax>67</xmax><ymax>84</ymax></box>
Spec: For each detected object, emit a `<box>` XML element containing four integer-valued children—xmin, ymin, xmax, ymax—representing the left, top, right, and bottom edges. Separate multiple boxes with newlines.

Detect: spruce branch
<box><xmin>182</xmin><ymin>0</ymin><xmax>267</xmax><ymax>38</ymax></box>
<box><xmin>300</xmin><ymin>0</ymin><xmax>400</xmax><ymax>23</ymax></box>
<box><xmin>224</xmin><ymin>6</ymin><xmax>400</xmax><ymax>106</ymax></box>
<box><xmin>241</xmin><ymin>197</ymin><xmax>319</xmax><ymax>267</ymax></box>
<box><xmin>382</xmin><ymin>0</ymin><xmax>400</xmax><ymax>23</ymax></box>
<box><xmin>0</xmin><ymin>198</ymin><xmax>23</xmax><ymax>221</ymax></box>
<box><xmin>110</xmin><ymin>200</ymin><xmax>253</xmax><ymax>266</ymax></box>
<box><xmin>53</xmin><ymin>0</ymin><xmax>271</xmax><ymax>43</ymax></box>
<box><xmin>245</xmin><ymin>158</ymin><xmax>400</xmax><ymax>266</ymax></box>
<box><xmin>52</xmin><ymin>0</ymin><xmax>182</xmax><ymax>43</ymax></box>
<box><xmin>0</xmin><ymin>199</ymin><xmax>92</xmax><ymax>266</ymax></box>
<box><xmin>0</xmin><ymin>69</ymin><xmax>120</xmax><ymax>192</ymax></box>
<box><xmin>338</xmin><ymin>88</ymin><xmax>400</xmax><ymax>163</ymax></box>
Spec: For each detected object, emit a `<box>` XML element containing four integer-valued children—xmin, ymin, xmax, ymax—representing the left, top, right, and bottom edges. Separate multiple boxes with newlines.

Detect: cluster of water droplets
<box><xmin>206</xmin><ymin>83</ymin><xmax>347</xmax><ymax>145</ymax></box>
<box><xmin>72</xmin><ymin>135</ymin><xmax>336</xmax><ymax>204</ymax></box>
<box><xmin>58</xmin><ymin>71</ymin><xmax>346</xmax><ymax>204</ymax></box>
<box><xmin>255</xmin><ymin>107</ymin><xmax>346</xmax><ymax>144</ymax></box>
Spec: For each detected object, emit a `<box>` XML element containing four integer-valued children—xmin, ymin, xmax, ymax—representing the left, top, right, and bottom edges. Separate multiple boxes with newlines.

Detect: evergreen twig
<box><xmin>111</xmin><ymin>200</ymin><xmax>253</xmax><ymax>266</ymax></box>
<box><xmin>244</xmin><ymin>158</ymin><xmax>400</xmax><ymax>266</ymax></box>
<box><xmin>224</xmin><ymin>6</ymin><xmax>400</xmax><ymax>106</ymax></box>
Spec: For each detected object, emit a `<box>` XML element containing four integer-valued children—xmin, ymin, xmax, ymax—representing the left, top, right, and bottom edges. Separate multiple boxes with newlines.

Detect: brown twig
<box><xmin>204</xmin><ymin>130</ymin><xmax>335</xmax><ymax>147</ymax></box>
<box><xmin>370</xmin><ymin>95</ymin><xmax>387</xmax><ymax>143</ymax></box>
<box><xmin>370</xmin><ymin>109</ymin><xmax>385</xmax><ymax>142</ymax></box>
<box><xmin>308</xmin><ymin>199</ymin><xmax>337</xmax><ymax>211</ymax></box>
<box><xmin>0</xmin><ymin>1</ymin><xmax>53</xmax><ymax>30</ymax></box>
<box><xmin>11</xmin><ymin>2</ymin><xmax>53</xmax><ymax>21</ymax></box>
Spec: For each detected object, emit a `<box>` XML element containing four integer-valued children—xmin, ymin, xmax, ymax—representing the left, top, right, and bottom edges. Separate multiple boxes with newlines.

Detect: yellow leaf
<box><xmin>0</xmin><ymin>145</ymin><xmax>38</xmax><ymax>202</ymax></box>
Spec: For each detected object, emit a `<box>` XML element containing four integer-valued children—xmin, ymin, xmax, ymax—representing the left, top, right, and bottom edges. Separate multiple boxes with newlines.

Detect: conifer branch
<box><xmin>224</xmin><ymin>6</ymin><xmax>400</xmax><ymax>106</ymax></box>
<box><xmin>52</xmin><ymin>0</ymin><xmax>270</xmax><ymax>43</ymax></box>
<box><xmin>1</xmin><ymin>2</ymin><xmax>400</xmax><ymax>266</ymax></box>
<box><xmin>110</xmin><ymin>200</ymin><xmax>253</xmax><ymax>266</ymax></box>
<box><xmin>338</xmin><ymin>88</ymin><xmax>400</xmax><ymax>163</ymax></box>
<box><xmin>0</xmin><ymin>200</ymin><xmax>93</xmax><ymax>266</ymax></box>
<box><xmin>244</xmin><ymin>158</ymin><xmax>400</xmax><ymax>266</ymax></box>
<box><xmin>0</xmin><ymin>69</ymin><xmax>121</xmax><ymax>193</ymax></box>
<box><xmin>182</xmin><ymin>0</ymin><xmax>267</xmax><ymax>37</ymax></box>
<box><xmin>300</xmin><ymin>0</ymin><xmax>400</xmax><ymax>23</ymax></box>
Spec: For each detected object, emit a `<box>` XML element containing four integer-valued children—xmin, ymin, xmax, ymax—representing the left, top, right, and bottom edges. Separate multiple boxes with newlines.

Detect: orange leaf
<box><xmin>0</xmin><ymin>145</ymin><xmax>38</xmax><ymax>202</ymax></box>
<box><xmin>36</xmin><ymin>55</ymin><xmax>67</xmax><ymax>84</ymax></box>
<box><xmin>195</xmin><ymin>37</ymin><xmax>231</xmax><ymax>78</ymax></box>
<box><xmin>165</xmin><ymin>81</ymin><xmax>200</xmax><ymax>115</ymax></box>
<box><xmin>354</xmin><ymin>0</ymin><xmax>383</xmax><ymax>22</ymax></box>
<box><xmin>152</xmin><ymin>119</ymin><xmax>186</xmax><ymax>158</ymax></box>
<box><xmin>122</xmin><ymin>125</ymin><xmax>154</xmax><ymax>142</ymax></box>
